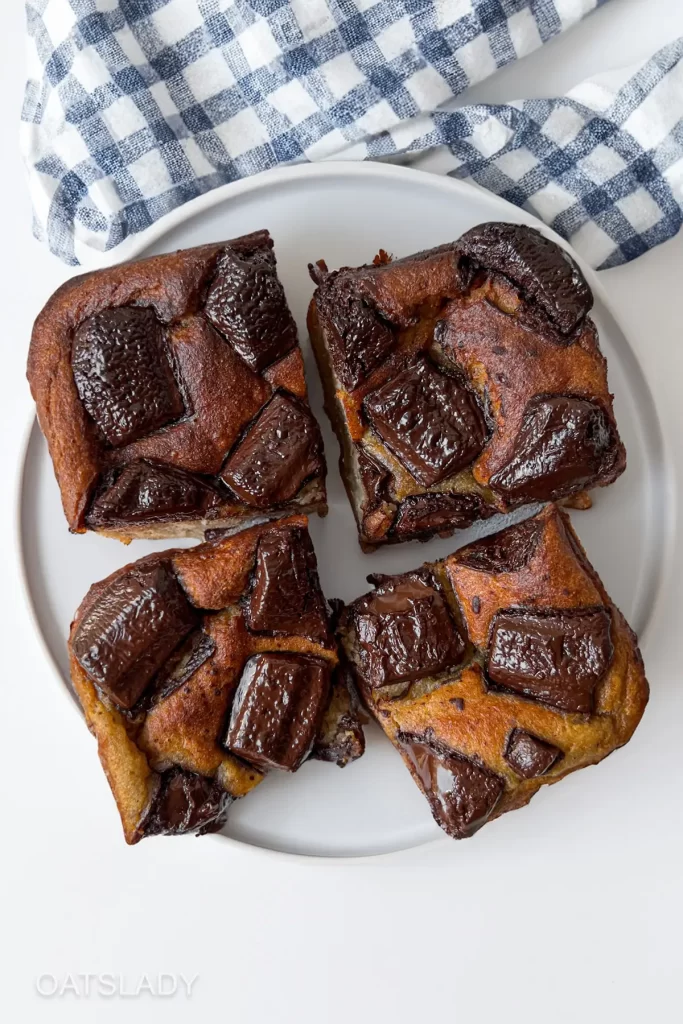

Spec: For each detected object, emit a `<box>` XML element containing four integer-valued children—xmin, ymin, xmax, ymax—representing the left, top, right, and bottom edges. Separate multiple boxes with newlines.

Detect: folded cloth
<box><xmin>409</xmin><ymin>37</ymin><xmax>683</xmax><ymax>268</ymax></box>
<box><xmin>20</xmin><ymin>0</ymin><xmax>682</xmax><ymax>269</ymax></box>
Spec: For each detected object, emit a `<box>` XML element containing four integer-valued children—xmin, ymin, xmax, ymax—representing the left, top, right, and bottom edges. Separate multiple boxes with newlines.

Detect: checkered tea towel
<box><xmin>21</xmin><ymin>1</ymin><xmax>683</xmax><ymax>268</ymax></box>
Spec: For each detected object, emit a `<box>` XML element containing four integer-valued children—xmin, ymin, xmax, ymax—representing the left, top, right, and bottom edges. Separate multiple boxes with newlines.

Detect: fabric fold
<box><xmin>21</xmin><ymin>0</ymin><xmax>683</xmax><ymax>270</ymax></box>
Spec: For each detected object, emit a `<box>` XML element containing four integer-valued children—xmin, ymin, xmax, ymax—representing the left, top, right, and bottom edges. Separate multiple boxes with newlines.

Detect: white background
<box><xmin>2</xmin><ymin>1</ymin><xmax>683</xmax><ymax>1021</ymax></box>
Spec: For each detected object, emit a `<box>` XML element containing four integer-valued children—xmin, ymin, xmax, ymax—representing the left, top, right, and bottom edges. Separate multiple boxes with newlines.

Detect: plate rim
<box><xmin>17</xmin><ymin>159</ymin><xmax>679</xmax><ymax>862</ymax></box>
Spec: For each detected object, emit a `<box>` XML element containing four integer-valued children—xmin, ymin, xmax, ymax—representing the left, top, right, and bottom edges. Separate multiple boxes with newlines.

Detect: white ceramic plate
<box><xmin>19</xmin><ymin>162</ymin><xmax>671</xmax><ymax>858</ymax></box>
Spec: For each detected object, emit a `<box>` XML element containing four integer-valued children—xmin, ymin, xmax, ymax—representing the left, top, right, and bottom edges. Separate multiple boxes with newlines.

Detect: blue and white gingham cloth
<box><xmin>21</xmin><ymin>1</ymin><xmax>683</xmax><ymax>268</ymax></box>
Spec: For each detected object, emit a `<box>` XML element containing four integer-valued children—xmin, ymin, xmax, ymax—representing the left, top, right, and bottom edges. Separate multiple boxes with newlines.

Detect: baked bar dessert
<box><xmin>308</xmin><ymin>222</ymin><xmax>625</xmax><ymax>549</ymax></box>
<box><xmin>68</xmin><ymin>516</ymin><xmax>363</xmax><ymax>843</ymax></box>
<box><xmin>337</xmin><ymin>505</ymin><xmax>647</xmax><ymax>839</ymax></box>
<box><xmin>28</xmin><ymin>231</ymin><xmax>327</xmax><ymax>541</ymax></box>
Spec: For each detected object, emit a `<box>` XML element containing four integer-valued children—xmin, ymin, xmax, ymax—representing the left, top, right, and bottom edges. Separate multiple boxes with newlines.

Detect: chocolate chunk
<box><xmin>352</xmin><ymin>573</ymin><xmax>465</xmax><ymax>690</ymax></box>
<box><xmin>457</xmin><ymin>517</ymin><xmax>543</xmax><ymax>574</ymax></box>
<box><xmin>393</xmin><ymin>492</ymin><xmax>494</xmax><ymax>540</ymax></box>
<box><xmin>72</xmin><ymin>306</ymin><xmax>184</xmax><ymax>447</ymax></box>
<box><xmin>490</xmin><ymin>396</ymin><xmax>623</xmax><ymax>502</ymax></box>
<box><xmin>246</xmin><ymin>527</ymin><xmax>329</xmax><ymax>643</ymax></box>
<box><xmin>363</xmin><ymin>359</ymin><xmax>487</xmax><ymax>486</ymax></box>
<box><xmin>86</xmin><ymin>461</ymin><xmax>222</xmax><ymax>527</ymax></box>
<box><xmin>311</xmin><ymin>665</ymin><xmax>366</xmax><ymax>767</ymax></box>
<box><xmin>356</xmin><ymin>445</ymin><xmax>390</xmax><ymax>508</ymax></box>
<box><xmin>221</xmin><ymin>392</ymin><xmax>324</xmax><ymax>507</ymax></box>
<box><xmin>397</xmin><ymin>733</ymin><xmax>504</xmax><ymax>839</ymax></box>
<box><xmin>71</xmin><ymin>562</ymin><xmax>198</xmax><ymax>709</ymax></box>
<box><xmin>458</xmin><ymin>222</ymin><xmax>592</xmax><ymax>335</ymax></box>
<box><xmin>504</xmin><ymin>729</ymin><xmax>561</xmax><ymax>779</ymax></box>
<box><xmin>142</xmin><ymin>768</ymin><xmax>231</xmax><ymax>837</ymax></box>
<box><xmin>225</xmin><ymin>653</ymin><xmax>331</xmax><ymax>772</ymax></box>
<box><xmin>320</xmin><ymin>275</ymin><xmax>396</xmax><ymax>390</ymax></box>
<box><xmin>487</xmin><ymin>607</ymin><xmax>613</xmax><ymax>713</ymax></box>
<box><xmin>205</xmin><ymin>248</ymin><xmax>297</xmax><ymax>371</ymax></box>
<box><xmin>151</xmin><ymin>630</ymin><xmax>217</xmax><ymax>705</ymax></box>
<box><xmin>450</xmin><ymin>697</ymin><xmax>465</xmax><ymax>710</ymax></box>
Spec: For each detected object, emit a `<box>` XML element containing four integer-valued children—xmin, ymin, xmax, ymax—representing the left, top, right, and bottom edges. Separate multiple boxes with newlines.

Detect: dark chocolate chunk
<box><xmin>487</xmin><ymin>607</ymin><xmax>613</xmax><ymax>713</ymax></box>
<box><xmin>393</xmin><ymin>492</ymin><xmax>494</xmax><ymax>540</ymax></box>
<box><xmin>352</xmin><ymin>573</ymin><xmax>465</xmax><ymax>690</ymax></box>
<box><xmin>71</xmin><ymin>561</ymin><xmax>198</xmax><ymax>709</ymax></box>
<box><xmin>457</xmin><ymin>517</ymin><xmax>544</xmax><ymax>574</ymax></box>
<box><xmin>142</xmin><ymin>768</ymin><xmax>231</xmax><ymax>837</ymax></box>
<box><xmin>246</xmin><ymin>527</ymin><xmax>329</xmax><ymax>643</ymax></box>
<box><xmin>225</xmin><ymin>653</ymin><xmax>331</xmax><ymax>772</ymax></box>
<box><xmin>363</xmin><ymin>359</ymin><xmax>487</xmax><ymax>487</ymax></box>
<box><xmin>458</xmin><ymin>222</ymin><xmax>592</xmax><ymax>335</ymax></box>
<box><xmin>319</xmin><ymin>274</ymin><xmax>396</xmax><ymax>390</ymax></box>
<box><xmin>490</xmin><ymin>396</ymin><xmax>623</xmax><ymax>502</ymax></box>
<box><xmin>72</xmin><ymin>306</ymin><xmax>184</xmax><ymax>447</ymax></box>
<box><xmin>205</xmin><ymin>247</ymin><xmax>297</xmax><ymax>371</ymax></box>
<box><xmin>86</xmin><ymin>460</ymin><xmax>222</xmax><ymax>527</ymax></box>
<box><xmin>311</xmin><ymin>665</ymin><xmax>366</xmax><ymax>768</ymax></box>
<box><xmin>151</xmin><ymin>630</ymin><xmax>217</xmax><ymax>705</ymax></box>
<box><xmin>397</xmin><ymin>733</ymin><xmax>504</xmax><ymax>839</ymax></box>
<box><xmin>356</xmin><ymin>445</ymin><xmax>390</xmax><ymax>508</ymax></box>
<box><xmin>221</xmin><ymin>392</ymin><xmax>325</xmax><ymax>507</ymax></box>
<box><xmin>504</xmin><ymin>729</ymin><xmax>561</xmax><ymax>779</ymax></box>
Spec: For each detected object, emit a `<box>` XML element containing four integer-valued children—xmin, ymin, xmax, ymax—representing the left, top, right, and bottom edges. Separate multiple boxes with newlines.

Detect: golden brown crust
<box><xmin>28</xmin><ymin>232</ymin><xmax>327</xmax><ymax>537</ymax></box>
<box><xmin>339</xmin><ymin>506</ymin><xmax>648</xmax><ymax>838</ymax></box>
<box><xmin>70</xmin><ymin>653</ymin><xmax>159</xmax><ymax>845</ymax></box>
<box><xmin>263</xmin><ymin>346</ymin><xmax>308</xmax><ymax>398</ymax></box>
<box><xmin>68</xmin><ymin>516</ymin><xmax>339</xmax><ymax>843</ymax></box>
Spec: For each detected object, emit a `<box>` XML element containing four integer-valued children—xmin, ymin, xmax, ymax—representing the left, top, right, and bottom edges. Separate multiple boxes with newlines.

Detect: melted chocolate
<box><xmin>311</xmin><ymin>665</ymin><xmax>366</xmax><ymax>768</ymax></box>
<box><xmin>225</xmin><ymin>653</ymin><xmax>331</xmax><ymax>772</ymax></box>
<box><xmin>352</xmin><ymin>573</ymin><xmax>465</xmax><ymax>690</ymax></box>
<box><xmin>86</xmin><ymin>460</ymin><xmax>222</xmax><ymax>527</ymax></box>
<box><xmin>142</xmin><ymin>768</ymin><xmax>231</xmax><ymax>836</ymax></box>
<box><xmin>504</xmin><ymin>729</ymin><xmax>561</xmax><ymax>779</ymax></box>
<box><xmin>456</xmin><ymin>517</ymin><xmax>543</xmax><ymax>574</ymax></box>
<box><xmin>246</xmin><ymin>527</ymin><xmax>329</xmax><ymax>642</ymax></box>
<box><xmin>151</xmin><ymin>630</ymin><xmax>216</xmax><ymax>705</ymax></box>
<box><xmin>393</xmin><ymin>492</ymin><xmax>494</xmax><ymax>540</ymax></box>
<box><xmin>398</xmin><ymin>732</ymin><xmax>504</xmax><ymax>839</ymax></box>
<box><xmin>363</xmin><ymin>359</ymin><xmax>487</xmax><ymax>486</ymax></box>
<box><xmin>205</xmin><ymin>247</ymin><xmax>297</xmax><ymax>371</ymax></box>
<box><xmin>320</xmin><ymin>275</ymin><xmax>396</xmax><ymax>390</ymax></box>
<box><xmin>72</xmin><ymin>306</ymin><xmax>184</xmax><ymax>447</ymax></box>
<box><xmin>487</xmin><ymin>607</ymin><xmax>613</xmax><ymax>713</ymax></box>
<box><xmin>221</xmin><ymin>392</ymin><xmax>324</xmax><ymax>507</ymax></box>
<box><xmin>490</xmin><ymin>396</ymin><xmax>622</xmax><ymax>502</ymax></box>
<box><xmin>458</xmin><ymin>222</ymin><xmax>592</xmax><ymax>335</ymax></box>
<box><xmin>356</xmin><ymin>445</ymin><xmax>390</xmax><ymax>507</ymax></box>
<box><xmin>71</xmin><ymin>562</ymin><xmax>198</xmax><ymax>709</ymax></box>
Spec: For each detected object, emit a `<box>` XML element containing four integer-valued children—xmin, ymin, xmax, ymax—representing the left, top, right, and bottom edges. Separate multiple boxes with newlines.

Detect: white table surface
<box><xmin>2</xmin><ymin>2</ymin><xmax>682</xmax><ymax>1021</ymax></box>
